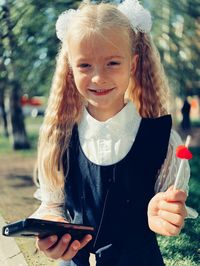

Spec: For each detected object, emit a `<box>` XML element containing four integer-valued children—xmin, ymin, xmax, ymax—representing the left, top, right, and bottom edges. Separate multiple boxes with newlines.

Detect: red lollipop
<box><xmin>176</xmin><ymin>145</ymin><xmax>193</xmax><ymax>160</ymax></box>
<box><xmin>174</xmin><ymin>135</ymin><xmax>192</xmax><ymax>190</ymax></box>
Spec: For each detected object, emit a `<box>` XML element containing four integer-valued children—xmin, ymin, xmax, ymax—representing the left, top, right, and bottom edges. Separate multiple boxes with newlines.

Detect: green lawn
<box><xmin>0</xmin><ymin>117</ymin><xmax>199</xmax><ymax>265</ymax></box>
<box><xmin>0</xmin><ymin>116</ymin><xmax>43</xmax><ymax>157</ymax></box>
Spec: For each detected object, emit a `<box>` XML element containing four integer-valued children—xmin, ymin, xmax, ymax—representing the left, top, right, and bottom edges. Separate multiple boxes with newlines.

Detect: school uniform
<box><xmin>60</xmin><ymin>102</ymin><xmax>172</xmax><ymax>266</ymax></box>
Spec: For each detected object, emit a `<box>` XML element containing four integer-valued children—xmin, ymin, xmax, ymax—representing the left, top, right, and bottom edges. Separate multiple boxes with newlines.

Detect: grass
<box><xmin>191</xmin><ymin>120</ymin><xmax>200</xmax><ymax>128</ymax></box>
<box><xmin>0</xmin><ymin>117</ymin><xmax>200</xmax><ymax>265</ymax></box>
<box><xmin>0</xmin><ymin>116</ymin><xmax>43</xmax><ymax>157</ymax></box>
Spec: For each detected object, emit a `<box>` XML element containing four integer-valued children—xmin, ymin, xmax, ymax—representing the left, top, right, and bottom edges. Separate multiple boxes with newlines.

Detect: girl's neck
<box><xmin>87</xmin><ymin>102</ymin><xmax>126</xmax><ymax>122</ymax></box>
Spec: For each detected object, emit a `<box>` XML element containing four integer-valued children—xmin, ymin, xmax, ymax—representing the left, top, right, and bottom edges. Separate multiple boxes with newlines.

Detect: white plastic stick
<box><xmin>173</xmin><ymin>135</ymin><xmax>191</xmax><ymax>190</ymax></box>
<box><xmin>185</xmin><ymin>135</ymin><xmax>191</xmax><ymax>148</ymax></box>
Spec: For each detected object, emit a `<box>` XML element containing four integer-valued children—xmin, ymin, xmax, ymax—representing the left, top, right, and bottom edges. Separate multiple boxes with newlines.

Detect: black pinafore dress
<box><xmin>60</xmin><ymin>115</ymin><xmax>172</xmax><ymax>266</ymax></box>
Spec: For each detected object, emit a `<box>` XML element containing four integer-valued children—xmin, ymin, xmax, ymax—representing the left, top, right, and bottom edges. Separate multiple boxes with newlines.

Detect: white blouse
<box><xmin>31</xmin><ymin>101</ymin><xmax>198</xmax><ymax>219</ymax></box>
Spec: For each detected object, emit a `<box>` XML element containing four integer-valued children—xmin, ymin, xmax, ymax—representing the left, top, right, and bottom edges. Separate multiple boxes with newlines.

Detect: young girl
<box><xmin>32</xmin><ymin>1</ymin><xmax>195</xmax><ymax>265</ymax></box>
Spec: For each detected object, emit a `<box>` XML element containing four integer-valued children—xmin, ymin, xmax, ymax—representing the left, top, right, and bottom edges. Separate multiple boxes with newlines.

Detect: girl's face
<box><xmin>68</xmin><ymin>28</ymin><xmax>137</xmax><ymax>121</ymax></box>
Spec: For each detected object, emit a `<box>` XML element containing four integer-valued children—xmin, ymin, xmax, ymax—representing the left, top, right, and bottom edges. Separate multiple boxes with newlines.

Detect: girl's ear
<box><xmin>131</xmin><ymin>54</ymin><xmax>139</xmax><ymax>75</ymax></box>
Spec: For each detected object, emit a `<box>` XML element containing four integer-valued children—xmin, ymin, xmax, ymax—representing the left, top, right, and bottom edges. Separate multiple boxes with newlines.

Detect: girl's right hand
<box><xmin>36</xmin><ymin>215</ymin><xmax>92</xmax><ymax>260</ymax></box>
<box><xmin>36</xmin><ymin>233</ymin><xmax>92</xmax><ymax>260</ymax></box>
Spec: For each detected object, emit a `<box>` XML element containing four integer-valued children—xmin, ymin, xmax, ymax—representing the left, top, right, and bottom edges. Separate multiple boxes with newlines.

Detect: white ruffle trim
<box><xmin>34</xmin><ymin>187</ymin><xmax>65</xmax><ymax>204</ymax></box>
<box><xmin>29</xmin><ymin>202</ymin><xmax>66</xmax><ymax>219</ymax></box>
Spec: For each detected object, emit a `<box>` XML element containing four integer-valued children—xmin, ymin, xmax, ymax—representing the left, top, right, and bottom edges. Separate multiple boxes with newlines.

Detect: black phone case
<box><xmin>2</xmin><ymin>218</ymin><xmax>94</xmax><ymax>240</ymax></box>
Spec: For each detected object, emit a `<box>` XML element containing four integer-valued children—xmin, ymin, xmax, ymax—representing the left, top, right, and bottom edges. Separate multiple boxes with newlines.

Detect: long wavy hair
<box><xmin>37</xmin><ymin>1</ymin><xmax>170</xmax><ymax>189</ymax></box>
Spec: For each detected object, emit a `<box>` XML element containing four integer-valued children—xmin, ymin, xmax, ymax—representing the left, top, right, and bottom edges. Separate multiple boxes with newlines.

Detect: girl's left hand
<box><xmin>147</xmin><ymin>186</ymin><xmax>187</xmax><ymax>236</ymax></box>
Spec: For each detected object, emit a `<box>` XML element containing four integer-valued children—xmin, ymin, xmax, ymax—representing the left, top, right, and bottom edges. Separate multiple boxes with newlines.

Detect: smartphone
<box><xmin>2</xmin><ymin>218</ymin><xmax>95</xmax><ymax>240</ymax></box>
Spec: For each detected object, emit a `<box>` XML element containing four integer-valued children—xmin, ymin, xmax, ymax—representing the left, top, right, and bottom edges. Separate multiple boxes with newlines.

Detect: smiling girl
<box><xmin>32</xmin><ymin>1</ymin><xmax>192</xmax><ymax>265</ymax></box>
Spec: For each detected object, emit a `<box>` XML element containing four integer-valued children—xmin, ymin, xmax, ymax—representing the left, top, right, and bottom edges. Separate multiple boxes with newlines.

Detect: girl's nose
<box><xmin>91</xmin><ymin>68</ymin><xmax>106</xmax><ymax>85</ymax></box>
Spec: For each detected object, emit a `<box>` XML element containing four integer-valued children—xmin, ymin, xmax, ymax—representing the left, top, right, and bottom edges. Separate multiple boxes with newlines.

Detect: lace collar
<box><xmin>78</xmin><ymin>101</ymin><xmax>141</xmax><ymax>140</ymax></box>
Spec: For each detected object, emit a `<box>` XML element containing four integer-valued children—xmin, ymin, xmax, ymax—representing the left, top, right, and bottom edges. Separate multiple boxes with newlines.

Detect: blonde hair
<box><xmin>37</xmin><ymin>2</ymin><xmax>170</xmax><ymax>189</ymax></box>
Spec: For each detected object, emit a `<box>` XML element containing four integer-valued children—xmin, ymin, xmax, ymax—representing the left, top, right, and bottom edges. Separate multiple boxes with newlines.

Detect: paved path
<box><xmin>0</xmin><ymin>216</ymin><xmax>28</xmax><ymax>266</ymax></box>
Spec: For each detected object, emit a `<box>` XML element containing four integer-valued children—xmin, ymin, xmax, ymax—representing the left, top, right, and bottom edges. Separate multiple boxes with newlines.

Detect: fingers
<box><xmin>157</xmin><ymin>196</ymin><xmax>187</xmax><ymax>234</ymax></box>
<box><xmin>45</xmin><ymin>234</ymin><xmax>72</xmax><ymax>260</ymax></box>
<box><xmin>158</xmin><ymin>210</ymin><xmax>185</xmax><ymax>227</ymax></box>
<box><xmin>36</xmin><ymin>234</ymin><xmax>72</xmax><ymax>260</ymax></box>
<box><xmin>164</xmin><ymin>187</ymin><xmax>187</xmax><ymax>203</ymax></box>
<box><xmin>79</xmin><ymin>234</ymin><xmax>92</xmax><ymax>249</ymax></box>
<box><xmin>36</xmin><ymin>235</ymin><xmax>58</xmax><ymax>252</ymax></box>
<box><xmin>150</xmin><ymin>188</ymin><xmax>187</xmax><ymax>205</ymax></box>
<box><xmin>36</xmin><ymin>234</ymin><xmax>93</xmax><ymax>261</ymax></box>
<box><xmin>147</xmin><ymin>192</ymin><xmax>166</xmax><ymax>216</ymax></box>
<box><xmin>61</xmin><ymin>234</ymin><xmax>92</xmax><ymax>260</ymax></box>
<box><xmin>148</xmin><ymin>188</ymin><xmax>187</xmax><ymax>236</ymax></box>
<box><xmin>60</xmin><ymin>239</ymin><xmax>80</xmax><ymax>260</ymax></box>
<box><xmin>160</xmin><ymin>218</ymin><xmax>182</xmax><ymax>236</ymax></box>
<box><xmin>148</xmin><ymin>216</ymin><xmax>182</xmax><ymax>236</ymax></box>
<box><xmin>158</xmin><ymin>200</ymin><xmax>187</xmax><ymax>217</ymax></box>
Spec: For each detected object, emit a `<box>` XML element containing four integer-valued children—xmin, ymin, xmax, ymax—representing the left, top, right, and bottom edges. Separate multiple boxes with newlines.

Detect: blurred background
<box><xmin>0</xmin><ymin>0</ymin><xmax>199</xmax><ymax>265</ymax></box>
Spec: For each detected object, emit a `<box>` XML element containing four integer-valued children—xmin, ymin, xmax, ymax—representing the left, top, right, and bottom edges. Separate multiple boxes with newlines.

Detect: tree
<box><xmin>1</xmin><ymin>0</ymin><xmax>30</xmax><ymax>149</ymax></box>
<box><xmin>143</xmin><ymin>0</ymin><xmax>200</xmax><ymax>97</ymax></box>
<box><xmin>0</xmin><ymin>82</ymin><xmax>9</xmax><ymax>138</ymax></box>
<box><xmin>0</xmin><ymin>52</ymin><xmax>9</xmax><ymax>137</ymax></box>
<box><xmin>0</xmin><ymin>0</ymin><xmax>81</xmax><ymax>149</ymax></box>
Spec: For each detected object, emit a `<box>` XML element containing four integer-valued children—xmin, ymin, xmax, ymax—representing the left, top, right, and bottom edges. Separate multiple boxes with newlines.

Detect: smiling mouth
<box><xmin>88</xmin><ymin>88</ymin><xmax>115</xmax><ymax>95</ymax></box>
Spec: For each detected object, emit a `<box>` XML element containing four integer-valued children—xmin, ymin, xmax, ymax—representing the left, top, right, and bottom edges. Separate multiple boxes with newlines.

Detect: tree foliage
<box><xmin>1</xmin><ymin>0</ymin><xmax>81</xmax><ymax>98</ymax></box>
<box><xmin>1</xmin><ymin>0</ymin><xmax>199</xmax><ymax>100</ymax></box>
<box><xmin>0</xmin><ymin>0</ymin><xmax>81</xmax><ymax>148</ymax></box>
<box><xmin>143</xmin><ymin>0</ymin><xmax>200</xmax><ymax>97</ymax></box>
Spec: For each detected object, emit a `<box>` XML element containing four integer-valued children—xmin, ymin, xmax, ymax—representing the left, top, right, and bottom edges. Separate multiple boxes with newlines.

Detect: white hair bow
<box><xmin>56</xmin><ymin>9</ymin><xmax>80</xmax><ymax>42</ymax></box>
<box><xmin>56</xmin><ymin>0</ymin><xmax>152</xmax><ymax>42</ymax></box>
<box><xmin>118</xmin><ymin>0</ymin><xmax>152</xmax><ymax>33</ymax></box>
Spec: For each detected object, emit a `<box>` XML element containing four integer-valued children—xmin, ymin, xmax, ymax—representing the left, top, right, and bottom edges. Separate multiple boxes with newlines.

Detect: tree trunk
<box><xmin>3</xmin><ymin>0</ymin><xmax>30</xmax><ymax>149</ymax></box>
<box><xmin>0</xmin><ymin>86</ymin><xmax>9</xmax><ymax>137</ymax></box>
<box><xmin>9</xmin><ymin>80</ymin><xmax>30</xmax><ymax>149</ymax></box>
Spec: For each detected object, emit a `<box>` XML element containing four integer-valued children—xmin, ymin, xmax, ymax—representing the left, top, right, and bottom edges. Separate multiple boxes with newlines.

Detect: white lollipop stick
<box><xmin>173</xmin><ymin>135</ymin><xmax>191</xmax><ymax>190</ymax></box>
<box><xmin>185</xmin><ymin>135</ymin><xmax>191</xmax><ymax>148</ymax></box>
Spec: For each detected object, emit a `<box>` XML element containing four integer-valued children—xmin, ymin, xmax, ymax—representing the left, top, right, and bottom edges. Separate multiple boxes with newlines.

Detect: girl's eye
<box><xmin>79</xmin><ymin>63</ymin><xmax>91</xmax><ymax>68</ymax></box>
<box><xmin>107</xmin><ymin>61</ymin><xmax>120</xmax><ymax>66</ymax></box>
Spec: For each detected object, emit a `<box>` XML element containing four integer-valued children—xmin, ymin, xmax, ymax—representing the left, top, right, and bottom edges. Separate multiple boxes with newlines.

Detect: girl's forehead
<box><xmin>68</xmin><ymin>28</ymin><xmax>131</xmax><ymax>59</ymax></box>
